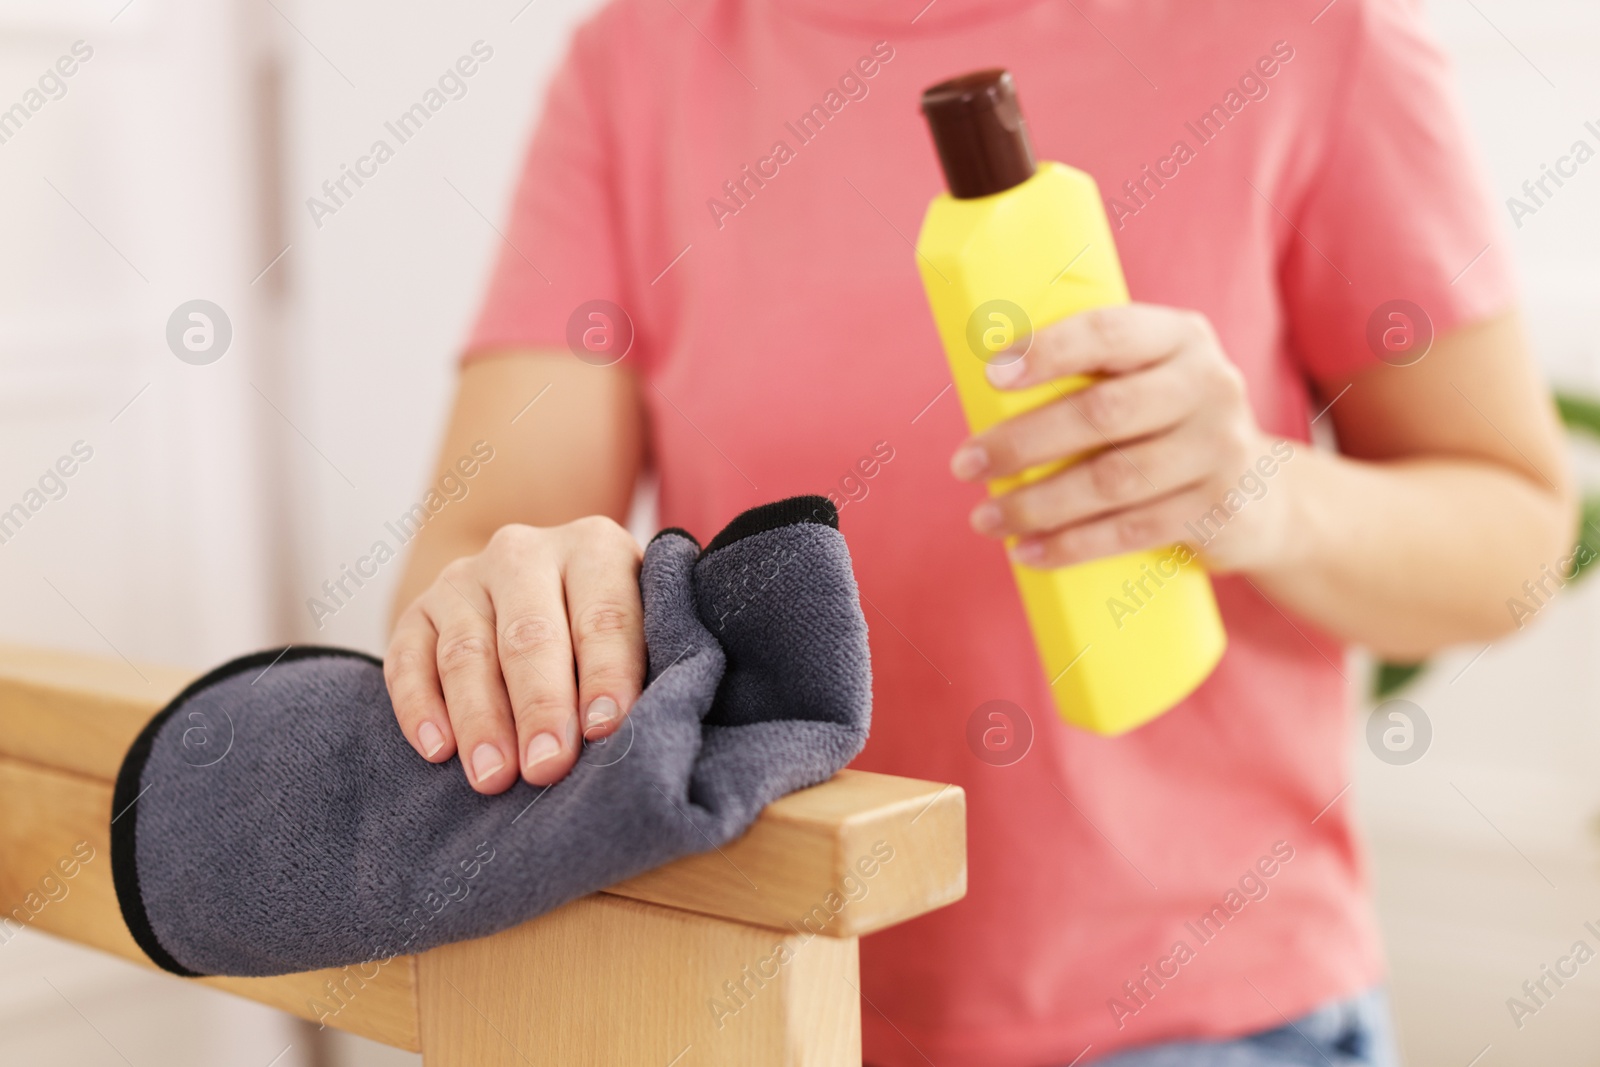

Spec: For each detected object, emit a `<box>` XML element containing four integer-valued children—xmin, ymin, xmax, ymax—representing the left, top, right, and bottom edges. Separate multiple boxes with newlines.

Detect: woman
<box><xmin>384</xmin><ymin>0</ymin><xmax>1573</xmax><ymax>1062</ymax></box>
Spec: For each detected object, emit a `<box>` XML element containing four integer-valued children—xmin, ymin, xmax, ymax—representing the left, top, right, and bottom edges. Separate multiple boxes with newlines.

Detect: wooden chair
<box><xmin>0</xmin><ymin>645</ymin><xmax>965</xmax><ymax>1065</ymax></box>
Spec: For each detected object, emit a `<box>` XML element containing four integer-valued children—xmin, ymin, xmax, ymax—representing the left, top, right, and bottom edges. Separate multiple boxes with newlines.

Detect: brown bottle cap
<box><xmin>920</xmin><ymin>69</ymin><xmax>1037</xmax><ymax>199</ymax></box>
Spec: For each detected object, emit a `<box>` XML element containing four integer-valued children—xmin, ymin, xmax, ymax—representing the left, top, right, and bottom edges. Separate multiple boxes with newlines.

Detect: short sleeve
<box><xmin>464</xmin><ymin>25</ymin><xmax>632</xmax><ymax>365</ymax></box>
<box><xmin>1280</xmin><ymin>0</ymin><xmax>1516</xmax><ymax>384</ymax></box>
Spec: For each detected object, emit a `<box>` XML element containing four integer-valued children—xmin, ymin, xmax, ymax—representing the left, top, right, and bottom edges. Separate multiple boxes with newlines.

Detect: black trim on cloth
<box><xmin>110</xmin><ymin>645</ymin><xmax>382</xmax><ymax>978</ymax></box>
<box><xmin>649</xmin><ymin>526</ymin><xmax>700</xmax><ymax>548</ymax></box>
<box><xmin>702</xmin><ymin>496</ymin><xmax>838</xmax><ymax>556</ymax></box>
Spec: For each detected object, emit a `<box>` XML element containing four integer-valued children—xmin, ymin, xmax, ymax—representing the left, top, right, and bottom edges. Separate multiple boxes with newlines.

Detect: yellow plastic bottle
<box><xmin>916</xmin><ymin>69</ymin><xmax>1225</xmax><ymax>735</ymax></box>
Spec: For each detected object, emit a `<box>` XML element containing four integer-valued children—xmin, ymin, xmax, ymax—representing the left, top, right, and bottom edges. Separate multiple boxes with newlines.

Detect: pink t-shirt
<box><xmin>467</xmin><ymin>0</ymin><xmax>1514</xmax><ymax>1062</ymax></box>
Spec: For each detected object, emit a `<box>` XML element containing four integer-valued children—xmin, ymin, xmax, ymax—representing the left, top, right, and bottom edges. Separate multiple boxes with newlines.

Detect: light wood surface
<box><xmin>0</xmin><ymin>644</ymin><xmax>194</xmax><ymax>781</ymax></box>
<box><xmin>0</xmin><ymin>642</ymin><xmax>967</xmax><ymax>1062</ymax></box>
<box><xmin>611</xmin><ymin>769</ymin><xmax>966</xmax><ymax>937</ymax></box>
<box><xmin>0</xmin><ymin>755</ymin><xmax>423</xmax><ymax>1050</ymax></box>
<box><xmin>419</xmin><ymin>893</ymin><xmax>860</xmax><ymax>1067</ymax></box>
<box><xmin>0</xmin><ymin>643</ymin><xmax>967</xmax><ymax>936</ymax></box>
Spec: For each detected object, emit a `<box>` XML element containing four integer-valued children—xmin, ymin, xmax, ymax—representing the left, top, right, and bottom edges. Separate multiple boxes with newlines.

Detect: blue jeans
<box><xmin>1089</xmin><ymin>988</ymin><xmax>1399</xmax><ymax>1067</ymax></box>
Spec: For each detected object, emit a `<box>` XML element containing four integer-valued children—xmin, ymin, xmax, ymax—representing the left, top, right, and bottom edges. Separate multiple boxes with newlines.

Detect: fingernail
<box><xmin>584</xmin><ymin>696</ymin><xmax>619</xmax><ymax>736</ymax></box>
<box><xmin>970</xmin><ymin>502</ymin><xmax>1003</xmax><ymax>535</ymax></box>
<box><xmin>418</xmin><ymin>721</ymin><xmax>445</xmax><ymax>758</ymax></box>
<box><xmin>1011</xmin><ymin>541</ymin><xmax>1046</xmax><ymax>565</ymax></box>
<box><xmin>525</xmin><ymin>732</ymin><xmax>561</xmax><ymax>768</ymax></box>
<box><xmin>986</xmin><ymin>357</ymin><xmax>1026</xmax><ymax>387</ymax></box>
<box><xmin>471</xmin><ymin>743</ymin><xmax>505</xmax><ymax>782</ymax></box>
<box><xmin>951</xmin><ymin>444</ymin><xmax>989</xmax><ymax>481</ymax></box>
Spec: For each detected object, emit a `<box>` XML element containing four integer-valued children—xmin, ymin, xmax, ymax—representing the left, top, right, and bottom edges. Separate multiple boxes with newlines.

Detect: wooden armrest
<box><xmin>0</xmin><ymin>643</ymin><xmax>966</xmax><ymax>1060</ymax></box>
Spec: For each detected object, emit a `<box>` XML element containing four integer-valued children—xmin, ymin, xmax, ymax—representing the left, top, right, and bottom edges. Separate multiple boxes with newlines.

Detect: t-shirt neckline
<box><xmin>770</xmin><ymin>0</ymin><xmax>1049</xmax><ymax>34</ymax></box>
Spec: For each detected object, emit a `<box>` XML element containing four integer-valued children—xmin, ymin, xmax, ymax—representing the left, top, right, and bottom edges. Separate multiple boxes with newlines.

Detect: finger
<box><xmin>385</xmin><ymin>608</ymin><xmax>455</xmax><ymax>763</ymax></box>
<box><xmin>958</xmin><ymin>347</ymin><xmax>1208</xmax><ymax>481</ymax></box>
<box><xmin>424</xmin><ymin>565</ymin><xmax>520</xmax><ymax>794</ymax></box>
<box><xmin>989</xmin><ymin>304</ymin><xmax>1208</xmax><ymax>390</ymax></box>
<box><xmin>561</xmin><ymin>517</ymin><xmax>646</xmax><ymax>741</ymax></box>
<box><xmin>972</xmin><ymin>421</ymin><xmax>1217</xmax><ymax>538</ymax></box>
<box><xmin>1009</xmin><ymin>485</ymin><xmax>1213</xmax><ymax>569</ymax></box>
<box><xmin>480</xmin><ymin>528</ymin><xmax>581</xmax><ymax>787</ymax></box>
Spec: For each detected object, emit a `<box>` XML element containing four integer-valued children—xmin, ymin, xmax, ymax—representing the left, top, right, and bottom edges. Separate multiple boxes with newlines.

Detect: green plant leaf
<box><xmin>1573</xmin><ymin>494</ymin><xmax>1600</xmax><ymax>586</ymax></box>
<box><xmin>1555</xmin><ymin>390</ymin><xmax>1600</xmax><ymax>440</ymax></box>
<box><xmin>1372</xmin><ymin>659</ymin><xmax>1425</xmax><ymax>700</ymax></box>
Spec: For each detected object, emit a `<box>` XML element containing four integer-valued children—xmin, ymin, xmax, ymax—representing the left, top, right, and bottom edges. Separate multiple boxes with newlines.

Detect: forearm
<box><xmin>1245</xmin><ymin>447</ymin><xmax>1576</xmax><ymax>660</ymax></box>
<box><xmin>389</xmin><ymin>351</ymin><xmax>645</xmax><ymax>631</ymax></box>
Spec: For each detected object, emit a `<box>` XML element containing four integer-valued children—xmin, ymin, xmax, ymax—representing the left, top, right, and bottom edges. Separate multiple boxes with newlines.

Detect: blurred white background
<box><xmin>0</xmin><ymin>0</ymin><xmax>1596</xmax><ymax>1064</ymax></box>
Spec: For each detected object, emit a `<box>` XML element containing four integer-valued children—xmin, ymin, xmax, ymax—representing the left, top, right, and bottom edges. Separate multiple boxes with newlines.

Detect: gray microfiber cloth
<box><xmin>110</xmin><ymin>496</ymin><xmax>870</xmax><ymax>978</ymax></box>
